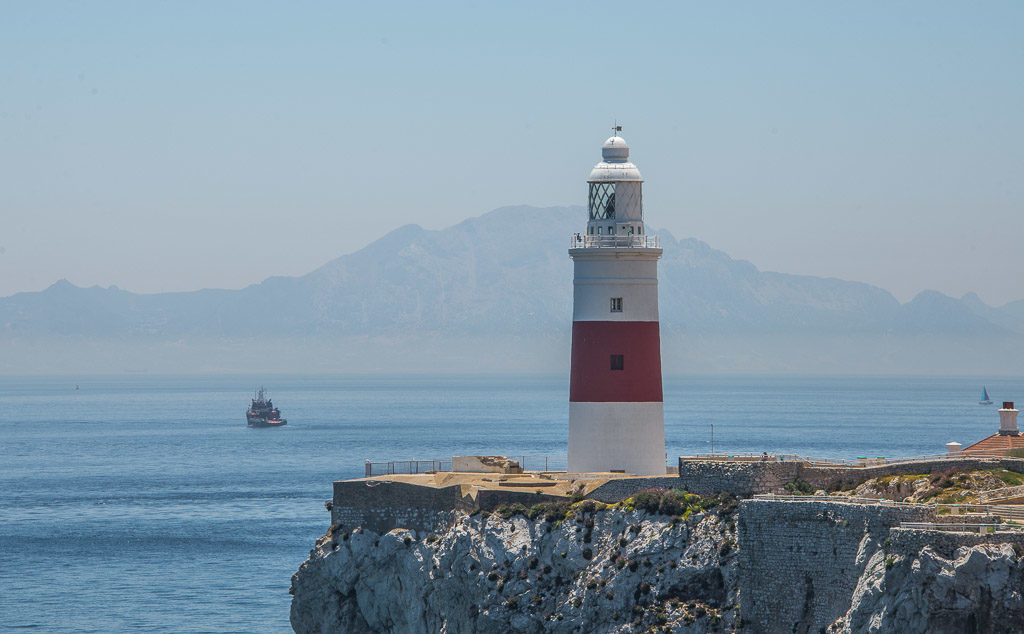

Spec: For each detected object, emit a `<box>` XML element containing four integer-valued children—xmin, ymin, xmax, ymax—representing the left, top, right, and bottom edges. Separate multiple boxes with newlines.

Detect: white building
<box><xmin>566</xmin><ymin>133</ymin><xmax>666</xmax><ymax>475</ymax></box>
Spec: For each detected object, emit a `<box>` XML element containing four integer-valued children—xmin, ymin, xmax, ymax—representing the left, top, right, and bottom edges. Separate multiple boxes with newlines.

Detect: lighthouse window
<box><xmin>610</xmin><ymin>355</ymin><xmax>624</xmax><ymax>371</ymax></box>
<box><xmin>588</xmin><ymin>183</ymin><xmax>616</xmax><ymax>220</ymax></box>
<box><xmin>610</xmin><ymin>297</ymin><xmax>623</xmax><ymax>312</ymax></box>
<box><xmin>609</xmin><ymin>226</ymin><xmax>615</xmax><ymax>235</ymax></box>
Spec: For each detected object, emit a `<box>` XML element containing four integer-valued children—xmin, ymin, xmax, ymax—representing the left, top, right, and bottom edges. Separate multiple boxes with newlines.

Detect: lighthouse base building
<box><xmin>567</xmin><ymin>133</ymin><xmax>666</xmax><ymax>476</ymax></box>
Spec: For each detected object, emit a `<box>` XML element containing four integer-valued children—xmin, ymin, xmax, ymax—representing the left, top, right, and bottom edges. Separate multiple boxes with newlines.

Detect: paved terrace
<box><xmin>350</xmin><ymin>470</ymin><xmax>627</xmax><ymax>500</ymax></box>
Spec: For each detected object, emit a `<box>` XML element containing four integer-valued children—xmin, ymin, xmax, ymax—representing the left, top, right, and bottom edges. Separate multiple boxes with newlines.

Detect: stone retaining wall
<box><xmin>476</xmin><ymin>489</ymin><xmax>567</xmax><ymax>511</ymax></box>
<box><xmin>738</xmin><ymin>499</ymin><xmax>932</xmax><ymax>633</ymax></box>
<box><xmin>737</xmin><ymin>498</ymin><xmax>1024</xmax><ymax>633</ymax></box>
<box><xmin>679</xmin><ymin>457</ymin><xmax>1024</xmax><ymax>497</ymax></box>
<box><xmin>890</xmin><ymin>526</ymin><xmax>1024</xmax><ymax>558</ymax></box>
<box><xmin>587</xmin><ymin>476</ymin><xmax>682</xmax><ymax>503</ymax></box>
<box><xmin>331</xmin><ymin>480</ymin><xmax>473</xmax><ymax>534</ymax></box>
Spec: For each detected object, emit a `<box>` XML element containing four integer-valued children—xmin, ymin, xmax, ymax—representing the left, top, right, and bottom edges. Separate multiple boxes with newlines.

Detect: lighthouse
<box><xmin>567</xmin><ymin>131</ymin><xmax>666</xmax><ymax>475</ymax></box>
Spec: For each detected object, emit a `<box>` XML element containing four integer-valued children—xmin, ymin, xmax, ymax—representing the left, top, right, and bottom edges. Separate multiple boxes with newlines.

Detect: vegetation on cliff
<box><xmin>828</xmin><ymin>467</ymin><xmax>1024</xmax><ymax>504</ymax></box>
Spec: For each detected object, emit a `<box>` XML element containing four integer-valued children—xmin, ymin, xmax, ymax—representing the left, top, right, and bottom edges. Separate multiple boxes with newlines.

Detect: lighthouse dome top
<box><xmin>602</xmin><ymin>136</ymin><xmax>630</xmax><ymax>161</ymax></box>
<box><xmin>589</xmin><ymin>135</ymin><xmax>643</xmax><ymax>183</ymax></box>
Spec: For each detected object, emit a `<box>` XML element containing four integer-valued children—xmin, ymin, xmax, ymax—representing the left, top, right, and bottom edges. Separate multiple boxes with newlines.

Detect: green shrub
<box><xmin>487</xmin><ymin>572</ymin><xmax>499</xmax><ymax>582</ymax></box>
<box><xmin>497</xmin><ymin>503</ymin><xmax>529</xmax><ymax>520</ymax></box>
<box><xmin>719</xmin><ymin>539</ymin><xmax>735</xmax><ymax>557</ymax></box>
<box><xmin>505</xmin><ymin>597</ymin><xmax>518</xmax><ymax>608</ymax></box>
<box><xmin>784</xmin><ymin>478</ymin><xmax>814</xmax><ymax>495</ymax></box>
<box><xmin>582</xmin><ymin>548</ymin><xmax>593</xmax><ymax>560</ymax></box>
<box><xmin>529</xmin><ymin>556</ymin><xmax>539</xmax><ymax>569</ymax></box>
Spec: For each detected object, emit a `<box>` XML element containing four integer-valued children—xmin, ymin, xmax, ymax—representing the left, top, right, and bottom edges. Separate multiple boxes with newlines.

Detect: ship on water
<box><xmin>246</xmin><ymin>387</ymin><xmax>287</xmax><ymax>428</ymax></box>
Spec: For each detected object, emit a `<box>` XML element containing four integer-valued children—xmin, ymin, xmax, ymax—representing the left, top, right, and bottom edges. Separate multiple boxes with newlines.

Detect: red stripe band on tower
<box><xmin>569</xmin><ymin>321</ymin><xmax>663</xmax><ymax>403</ymax></box>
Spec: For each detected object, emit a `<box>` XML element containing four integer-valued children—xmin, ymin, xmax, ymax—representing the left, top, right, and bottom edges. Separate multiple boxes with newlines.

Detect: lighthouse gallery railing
<box><xmin>569</xmin><ymin>234</ymin><xmax>660</xmax><ymax>249</ymax></box>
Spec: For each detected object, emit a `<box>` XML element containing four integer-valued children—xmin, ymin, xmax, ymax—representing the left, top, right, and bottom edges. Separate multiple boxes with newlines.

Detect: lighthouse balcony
<box><xmin>569</xmin><ymin>234</ymin><xmax>660</xmax><ymax>249</ymax></box>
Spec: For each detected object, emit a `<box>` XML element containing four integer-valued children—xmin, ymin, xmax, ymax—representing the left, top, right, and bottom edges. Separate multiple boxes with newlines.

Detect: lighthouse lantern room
<box><xmin>567</xmin><ymin>131</ymin><xmax>666</xmax><ymax>475</ymax></box>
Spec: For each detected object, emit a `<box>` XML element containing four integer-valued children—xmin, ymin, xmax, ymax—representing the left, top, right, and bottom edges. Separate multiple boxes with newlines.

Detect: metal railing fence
<box><xmin>364</xmin><ymin>455</ymin><xmax>567</xmax><ymax>477</ymax></box>
<box><xmin>753</xmin><ymin>493</ymin><xmax>1024</xmax><ymax>521</ymax></box>
<box><xmin>901</xmin><ymin>522</ymin><xmax>1023</xmax><ymax>533</ymax></box>
<box><xmin>569</xmin><ymin>234</ymin><xmax>660</xmax><ymax>249</ymax></box>
<box><xmin>680</xmin><ymin>451</ymin><xmax>1019</xmax><ymax>468</ymax></box>
<box><xmin>980</xmin><ymin>484</ymin><xmax>1024</xmax><ymax>503</ymax></box>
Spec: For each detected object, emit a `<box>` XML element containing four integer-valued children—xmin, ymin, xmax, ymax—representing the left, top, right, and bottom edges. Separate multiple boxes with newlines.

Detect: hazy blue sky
<box><xmin>2</xmin><ymin>2</ymin><xmax>1022</xmax><ymax>303</ymax></box>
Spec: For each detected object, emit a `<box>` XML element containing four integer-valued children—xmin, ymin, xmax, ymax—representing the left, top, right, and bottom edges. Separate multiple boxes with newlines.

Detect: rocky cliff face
<box><xmin>832</xmin><ymin>543</ymin><xmax>1024</xmax><ymax>634</ymax></box>
<box><xmin>291</xmin><ymin>498</ymin><xmax>1024</xmax><ymax>633</ymax></box>
<box><xmin>290</xmin><ymin>501</ymin><xmax>739</xmax><ymax>633</ymax></box>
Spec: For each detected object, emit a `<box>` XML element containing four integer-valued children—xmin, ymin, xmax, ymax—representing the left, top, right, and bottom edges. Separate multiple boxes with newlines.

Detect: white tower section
<box><xmin>567</xmin><ymin>134</ymin><xmax>666</xmax><ymax>475</ymax></box>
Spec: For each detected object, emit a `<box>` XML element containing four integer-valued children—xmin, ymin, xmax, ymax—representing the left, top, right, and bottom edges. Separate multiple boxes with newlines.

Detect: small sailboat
<box><xmin>980</xmin><ymin>387</ymin><xmax>993</xmax><ymax>405</ymax></box>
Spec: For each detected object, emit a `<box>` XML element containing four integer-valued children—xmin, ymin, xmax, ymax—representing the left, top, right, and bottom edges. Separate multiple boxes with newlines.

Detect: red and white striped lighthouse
<box><xmin>567</xmin><ymin>132</ymin><xmax>665</xmax><ymax>475</ymax></box>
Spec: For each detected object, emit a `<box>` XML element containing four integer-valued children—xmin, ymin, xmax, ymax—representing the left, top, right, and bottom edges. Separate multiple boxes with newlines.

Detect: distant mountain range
<box><xmin>3</xmin><ymin>205</ymin><xmax>1023</xmax><ymax>374</ymax></box>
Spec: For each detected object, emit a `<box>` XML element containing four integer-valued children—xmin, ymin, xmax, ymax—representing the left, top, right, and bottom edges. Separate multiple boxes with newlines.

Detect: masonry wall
<box><xmin>678</xmin><ymin>457</ymin><xmax>1024</xmax><ymax>497</ymax></box>
<box><xmin>331</xmin><ymin>481</ymin><xmax>473</xmax><ymax>535</ymax></box>
<box><xmin>737</xmin><ymin>499</ymin><xmax>1024</xmax><ymax>633</ymax></box>
<box><xmin>738</xmin><ymin>499</ymin><xmax>931</xmax><ymax>633</ymax></box>
<box><xmin>587</xmin><ymin>476</ymin><xmax>682</xmax><ymax>503</ymax></box>
<box><xmin>476</xmin><ymin>489</ymin><xmax>567</xmax><ymax>511</ymax></box>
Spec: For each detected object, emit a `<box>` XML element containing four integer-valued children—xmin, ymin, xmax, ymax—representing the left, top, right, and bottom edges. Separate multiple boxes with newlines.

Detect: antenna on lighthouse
<box><xmin>613</xmin><ymin>121</ymin><xmax>622</xmax><ymax>135</ymax></box>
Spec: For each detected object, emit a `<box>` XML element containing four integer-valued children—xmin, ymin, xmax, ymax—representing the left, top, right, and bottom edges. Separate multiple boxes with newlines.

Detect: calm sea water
<box><xmin>0</xmin><ymin>373</ymin><xmax>1018</xmax><ymax>632</ymax></box>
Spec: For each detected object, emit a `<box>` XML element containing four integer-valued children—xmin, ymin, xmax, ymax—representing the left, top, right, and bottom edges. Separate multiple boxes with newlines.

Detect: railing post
<box><xmin>365</xmin><ymin>460</ymin><xmax>372</xmax><ymax>477</ymax></box>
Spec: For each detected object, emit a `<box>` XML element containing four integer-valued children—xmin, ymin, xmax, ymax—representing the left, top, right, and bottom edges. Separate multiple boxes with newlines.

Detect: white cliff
<box><xmin>832</xmin><ymin>543</ymin><xmax>1024</xmax><ymax>633</ymax></box>
<box><xmin>293</xmin><ymin>494</ymin><xmax>1024</xmax><ymax>633</ymax></box>
<box><xmin>290</xmin><ymin>499</ymin><xmax>739</xmax><ymax>633</ymax></box>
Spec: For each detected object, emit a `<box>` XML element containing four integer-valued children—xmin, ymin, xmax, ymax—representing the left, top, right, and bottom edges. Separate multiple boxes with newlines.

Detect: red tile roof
<box><xmin>963</xmin><ymin>433</ymin><xmax>1024</xmax><ymax>454</ymax></box>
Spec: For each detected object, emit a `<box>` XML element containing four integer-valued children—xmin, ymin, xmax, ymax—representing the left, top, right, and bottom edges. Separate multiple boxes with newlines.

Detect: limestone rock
<box><xmin>831</xmin><ymin>543</ymin><xmax>1024</xmax><ymax>633</ymax></box>
<box><xmin>290</xmin><ymin>506</ymin><xmax>739</xmax><ymax>633</ymax></box>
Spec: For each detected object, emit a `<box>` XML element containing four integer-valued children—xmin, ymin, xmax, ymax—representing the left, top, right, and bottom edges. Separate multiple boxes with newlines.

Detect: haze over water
<box><xmin>1</xmin><ymin>373</ymin><xmax>1016</xmax><ymax>631</ymax></box>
